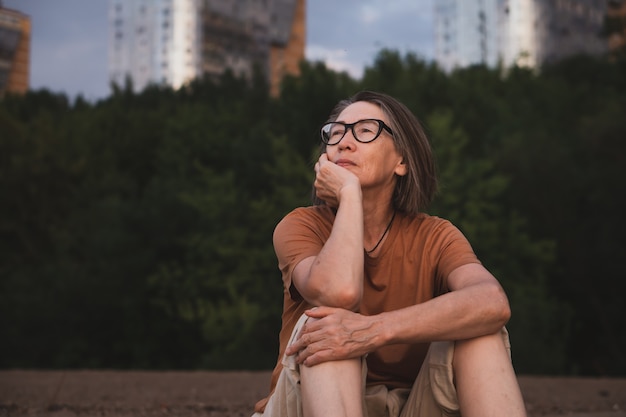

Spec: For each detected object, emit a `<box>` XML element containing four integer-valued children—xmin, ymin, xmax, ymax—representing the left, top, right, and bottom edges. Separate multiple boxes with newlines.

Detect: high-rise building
<box><xmin>532</xmin><ymin>0</ymin><xmax>607</xmax><ymax>66</ymax></box>
<box><xmin>108</xmin><ymin>0</ymin><xmax>305</xmax><ymax>95</ymax></box>
<box><xmin>268</xmin><ymin>0</ymin><xmax>305</xmax><ymax>97</ymax></box>
<box><xmin>497</xmin><ymin>0</ymin><xmax>539</xmax><ymax>68</ymax></box>
<box><xmin>435</xmin><ymin>0</ymin><xmax>499</xmax><ymax>72</ymax></box>
<box><xmin>109</xmin><ymin>0</ymin><xmax>202</xmax><ymax>92</ymax></box>
<box><xmin>0</xmin><ymin>2</ymin><xmax>30</xmax><ymax>97</ymax></box>
<box><xmin>607</xmin><ymin>0</ymin><xmax>626</xmax><ymax>58</ymax></box>
<box><xmin>435</xmin><ymin>0</ymin><xmax>609</xmax><ymax>71</ymax></box>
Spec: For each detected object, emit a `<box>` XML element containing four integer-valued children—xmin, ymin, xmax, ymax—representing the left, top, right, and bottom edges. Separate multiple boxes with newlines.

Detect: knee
<box><xmin>453</xmin><ymin>328</ymin><xmax>511</xmax><ymax>370</ymax></box>
<box><xmin>456</xmin><ymin>328</ymin><xmax>508</xmax><ymax>349</ymax></box>
<box><xmin>300</xmin><ymin>356</ymin><xmax>363</xmax><ymax>388</ymax></box>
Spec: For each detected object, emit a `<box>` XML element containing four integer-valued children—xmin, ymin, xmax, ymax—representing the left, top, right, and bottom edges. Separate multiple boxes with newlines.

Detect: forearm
<box><xmin>286</xmin><ymin>281</ymin><xmax>510</xmax><ymax>367</ymax></box>
<box><xmin>306</xmin><ymin>189</ymin><xmax>364</xmax><ymax>309</ymax></box>
<box><xmin>378</xmin><ymin>281</ymin><xmax>510</xmax><ymax>346</ymax></box>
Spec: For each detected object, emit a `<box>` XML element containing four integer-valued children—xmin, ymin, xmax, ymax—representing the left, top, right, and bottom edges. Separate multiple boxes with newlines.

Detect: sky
<box><xmin>4</xmin><ymin>0</ymin><xmax>435</xmax><ymax>102</ymax></box>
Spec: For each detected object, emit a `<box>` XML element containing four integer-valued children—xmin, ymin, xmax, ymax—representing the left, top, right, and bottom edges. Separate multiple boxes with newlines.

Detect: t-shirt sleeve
<box><xmin>272</xmin><ymin>208</ymin><xmax>332</xmax><ymax>300</ymax></box>
<box><xmin>430</xmin><ymin>219</ymin><xmax>481</xmax><ymax>295</ymax></box>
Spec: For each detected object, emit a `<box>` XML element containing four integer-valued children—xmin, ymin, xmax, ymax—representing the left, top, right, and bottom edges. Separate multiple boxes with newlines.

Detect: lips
<box><xmin>334</xmin><ymin>159</ymin><xmax>356</xmax><ymax>167</ymax></box>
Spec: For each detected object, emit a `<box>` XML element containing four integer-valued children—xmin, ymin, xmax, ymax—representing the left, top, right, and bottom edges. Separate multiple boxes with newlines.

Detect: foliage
<box><xmin>427</xmin><ymin>111</ymin><xmax>569</xmax><ymax>374</ymax></box>
<box><xmin>1</xmin><ymin>52</ymin><xmax>624</xmax><ymax>375</ymax></box>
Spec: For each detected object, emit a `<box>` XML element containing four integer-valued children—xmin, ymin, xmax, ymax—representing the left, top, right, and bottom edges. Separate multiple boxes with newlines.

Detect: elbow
<box><xmin>304</xmin><ymin>266</ymin><xmax>363</xmax><ymax>310</ymax></box>
<box><xmin>499</xmin><ymin>302</ymin><xmax>512</xmax><ymax>328</ymax></box>
<box><xmin>311</xmin><ymin>282</ymin><xmax>362</xmax><ymax>311</ymax></box>
<box><xmin>335</xmin><ymin>286</ymin><xmax>362</xmax><ymax>311</ymax></box>
<box><xmin>494</xmin><ymin>285</ymin><xmax>511</xmax><ymax>328</ymax></box>
<box><xmin>488</xmin><ymin>283</ymin><xmax>512</xmax><ymax>328</ymax></box>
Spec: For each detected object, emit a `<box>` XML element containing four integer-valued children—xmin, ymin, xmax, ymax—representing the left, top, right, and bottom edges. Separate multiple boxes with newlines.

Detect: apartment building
<box><xmin>607</xmin><ymin>0</ymin><xmax>626</xmax><ymax>57</ymax></box>
<box><xmin>532</xmin><ymin>0</ymin><xmax>607</xmax><ymax>66</ymax></box>
<box><xmin>0</xmin><ymin>2</ymin><xmax>30</xmax><ymax>96</ymax></box>
<box><xmin>108</xmin><ymin>0</ymin><xmax>305</xmax><ymax>95</ymax></box>
<box><xmin>435</xmin><ymin>0</ymin><xmax>499</xmax><ymax>72</ymax></box>
<box><xmin>435</xmin><ymin>0</ymin><xmax>610</xmax><ymax>71</ymax></box>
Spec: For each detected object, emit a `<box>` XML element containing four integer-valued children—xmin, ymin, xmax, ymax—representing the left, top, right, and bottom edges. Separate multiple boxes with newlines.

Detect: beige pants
<box><xmin>253</xmin><ymin>313</ymin><xmax>511</xmax><ymax>417</ymax></box>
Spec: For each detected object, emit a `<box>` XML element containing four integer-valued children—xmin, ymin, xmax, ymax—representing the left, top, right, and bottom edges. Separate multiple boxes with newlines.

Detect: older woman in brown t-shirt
<box><xmin>253</xmin><ymin>91</ymin><xmax>527</xmax><ymax>417</ymax></box>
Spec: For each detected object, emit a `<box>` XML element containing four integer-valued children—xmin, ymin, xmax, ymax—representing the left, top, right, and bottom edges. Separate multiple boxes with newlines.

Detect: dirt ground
<box><xmin>1</xmin><ymin>370</ymin><xmax>625</xmax><ymax>417</ymax></box>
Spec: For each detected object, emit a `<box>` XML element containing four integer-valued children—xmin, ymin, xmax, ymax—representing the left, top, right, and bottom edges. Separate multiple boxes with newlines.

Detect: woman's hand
<box><xmin>314</xmin><ymin>153</ymin><xmax>361</xmax><ymax>207</ymax></box>
<box><xmin>285</xmin><ymin>307</ymin><xmax>382</xmax><ymax>366</ymax></box>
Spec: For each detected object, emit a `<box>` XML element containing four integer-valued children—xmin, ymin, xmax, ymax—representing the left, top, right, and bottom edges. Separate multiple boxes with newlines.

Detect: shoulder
<box><xmin>278</xmin><ymin>205</ymin><xmax>335</xmax><ymax>228</ymax></box>
<box><xmin>400</xmin><ymin>212</ymin><xmax>458</xmax><ymax>235</ymax></box>
<box><xmin>274</xmin><ymin>205</ymin><xmax>335</xmax><ymax>241</ymax></box>
<box><xmin>272</xmin><ymin>206</ymin><xmax>335</xmax><ymax>267</ymax></box>
<box><xmin>398</xmin><ymin>213</ymin><xmax>479</xmax><ymax>285</ymax></box>
<box><xmin>286</xmin><ymin>205</ymin><xmax>335</xmax><ymax>222</ymax></box>
<box><xmin>397</xmin><ymin>212</ymin><xmax>473</xmax><ymax>253</ymax></box>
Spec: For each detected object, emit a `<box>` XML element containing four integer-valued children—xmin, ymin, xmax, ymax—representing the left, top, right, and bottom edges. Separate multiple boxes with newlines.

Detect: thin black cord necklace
<box><xmin>365</xmin><ymin>211</ymin><xmax>396</xmax><ymax>254</ymax></box>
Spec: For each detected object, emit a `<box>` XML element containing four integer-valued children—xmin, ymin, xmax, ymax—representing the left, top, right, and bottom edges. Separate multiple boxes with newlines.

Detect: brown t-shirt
<box><xmin>255</xmin><ymin>206</ymin><xmax>480</xmax><ymax>413</ymax></box>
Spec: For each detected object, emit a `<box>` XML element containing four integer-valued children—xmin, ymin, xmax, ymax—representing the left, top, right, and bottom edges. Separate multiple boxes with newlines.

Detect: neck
<box><xmin>361</xmin><ymin>181</ymin><xmax>397</xmax><ymax>247</ymax></box>
<box><xmin>363</xmin><ymin>204</ymin><xmax>396</xmax><ymax>254</ymax></box>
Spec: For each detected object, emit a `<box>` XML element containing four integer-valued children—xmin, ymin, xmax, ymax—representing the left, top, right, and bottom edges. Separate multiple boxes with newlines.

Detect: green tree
<box><xmin>1</xmin><ymin>53</ymin><xmax>624</xmax><ymax>375</ymax></box>
<box><xmin>427</xmin><ymin>111</ymin><xmax>570</xmax><ymax>374</ymax></box>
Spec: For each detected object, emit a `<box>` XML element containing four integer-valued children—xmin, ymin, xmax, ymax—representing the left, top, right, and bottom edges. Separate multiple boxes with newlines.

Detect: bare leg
<box><xmin>300</xmin><ymin>357</ymin><xmax>364</xmax><ymax>417</ymax></box>
<box><xmin>453</xmin><ymin>330</ymin><xmax>527</xmax><ymax>417</ymax></box>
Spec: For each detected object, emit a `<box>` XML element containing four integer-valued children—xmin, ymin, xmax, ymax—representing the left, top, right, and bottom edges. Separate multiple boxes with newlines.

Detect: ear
<box><xmin>394</xmin><ymin>159</ymin><xmax>407</xmax><ymax>177</ymax></box>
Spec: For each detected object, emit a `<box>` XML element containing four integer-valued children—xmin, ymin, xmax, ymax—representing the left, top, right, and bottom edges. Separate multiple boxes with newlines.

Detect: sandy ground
<box><xmin>1</xmin><ymin>370</ymin><xmax>625</xmax><ymax>417</ymax></box>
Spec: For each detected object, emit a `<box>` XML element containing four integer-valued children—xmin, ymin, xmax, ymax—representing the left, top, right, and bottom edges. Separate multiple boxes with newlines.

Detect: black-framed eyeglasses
<box><xmin>320</xmin><ymin>119</ymin><xmax>394</xmax><ymax>145</ymax></box>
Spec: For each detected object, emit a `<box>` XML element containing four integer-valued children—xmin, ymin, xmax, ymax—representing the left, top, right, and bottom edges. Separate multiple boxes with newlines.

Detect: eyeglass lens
<box><xmin>322</xmin><ymin>119</ymin><xmax>384</xmax><ymax>144</ymax></box>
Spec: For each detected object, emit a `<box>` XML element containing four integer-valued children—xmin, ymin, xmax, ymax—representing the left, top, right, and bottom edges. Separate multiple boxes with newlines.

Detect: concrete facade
<box><xmin>435</xmin><ymin>0</ymin><xmax>611</xmax><ymax>71</ymax></box>
<box><xmin>0</xmin><ymin>4</ymin><xmax>30</xmax><ymax>96</ymax></box>
<box><xmin>109</xmin><ymin>0</ymin><xmax>304</xmax><ymax>94</ymax></box>
<box><xmin>607</xmin><ymin>0</ymin><xmax>626</xmax><ymax>57</ymax></box>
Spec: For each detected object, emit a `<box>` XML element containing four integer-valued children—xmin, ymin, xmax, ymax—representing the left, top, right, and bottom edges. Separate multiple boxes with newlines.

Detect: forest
<box><xmin>1</xmin><ymin>50</ymin><xmax>624</xmax><ymax>376</ymax></box>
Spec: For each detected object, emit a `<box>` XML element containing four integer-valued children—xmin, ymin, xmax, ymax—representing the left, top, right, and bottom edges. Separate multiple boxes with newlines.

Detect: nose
<box><xmin>338</xmin><ymin>126</ymin><xmax>357</xmax><ymax>149</ymax></box>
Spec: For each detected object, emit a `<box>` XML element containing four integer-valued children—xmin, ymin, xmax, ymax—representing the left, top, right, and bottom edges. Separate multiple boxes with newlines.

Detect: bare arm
<box><xmin>381</xmin><ymin>263</ymin><xmax>510</xmax><ymax>344</ymax></box>
<box><xmin>290</xmin><ymin>154</ymin><xmax>365</xmax><ymax>310</ymax></box>
<box><xmin>287</xmin><ymin>263</ymin><xmax>511</xmax><ymax>365</ymax></box>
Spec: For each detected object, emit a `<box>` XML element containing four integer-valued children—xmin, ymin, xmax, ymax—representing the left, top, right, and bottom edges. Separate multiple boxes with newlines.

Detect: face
<box><xmin>326</xmin><ymin>101</ymin><xmax>407</xmax><ymax>189</ymax></box>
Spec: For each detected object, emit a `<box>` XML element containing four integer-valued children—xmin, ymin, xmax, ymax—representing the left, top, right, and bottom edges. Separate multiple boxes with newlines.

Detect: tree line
<box><xmin>1</xmin><ymin>51</ymin><xmax>624</xmax><ymax>375</ymax></box>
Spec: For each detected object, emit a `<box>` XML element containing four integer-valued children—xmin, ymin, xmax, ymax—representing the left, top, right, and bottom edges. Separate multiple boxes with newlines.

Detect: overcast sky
<box><xmin>4</xmin><ymin>0</ymin><xmax>435</xmax><ymax>101</ymax></box>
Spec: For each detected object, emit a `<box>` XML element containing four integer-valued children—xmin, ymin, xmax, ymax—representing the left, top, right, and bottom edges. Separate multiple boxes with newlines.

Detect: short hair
<box><xmin>313</xmin><ymin>91</ymin><xmax>438</xmax><ymax>215</ymax></box>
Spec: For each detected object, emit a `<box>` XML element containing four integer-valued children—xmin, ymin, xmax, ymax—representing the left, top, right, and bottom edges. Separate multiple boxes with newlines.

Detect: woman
<box><xmin>253</xmin><ymin>91</ymin><xmax>526</xmax><ymax>417</ymax></box>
